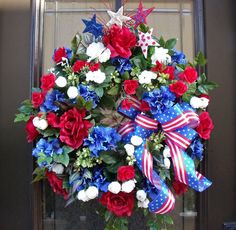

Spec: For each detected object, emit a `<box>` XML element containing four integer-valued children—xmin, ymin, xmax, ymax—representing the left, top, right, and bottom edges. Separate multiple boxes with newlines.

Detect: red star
<box><xmin>131</xmin><ymin>1</ymin><xmax>155</xmax><ymax>29</ymax></box>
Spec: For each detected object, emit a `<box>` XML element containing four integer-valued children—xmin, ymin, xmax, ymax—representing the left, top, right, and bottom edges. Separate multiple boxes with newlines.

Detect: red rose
<box><xmin>59</xmin><ymin>108</ymin><xmax>92</xmax><ymax>149</ymax></box>
<box><xmin>32</xmin><ymin>91</ymin><xmax>45</xmax><ymax>108</ymax></box>
<box><xmin>46</xmin><ymin>171</ymin><xmax>68</xmax><ymax>199</ymax></box>
<box><xmin>46</xmin><ymin>112</ymin><xmax>60</xmax><ymax>128</ymax></box>
<box><xmin>73</xmin><ymin>60</ymin><xmax>89</xmax><ymax>72</ymax></box>
<box><xmin>173</xmin><ymin>180</ymin><xmax>188</xmax><ymax>195</ymax></box>
<box><xmin>41</xmin><ymin>73</ymin><xmax>55</xmax><ymax>92</ymax></box>
<box><xmin>196</xmin><ymin>111</ymin><xmax>214</xmax><ymax>140</ymax></box>
<box><xmin>179</xmin><ymin>66</ymin><xmax>198</xmax><ymax>83</ymax></box>
<box><xmin>100</xmin><ymin>192</ymin><xmax>134</xmax><ymax>217</ymax></box>
<box><xmin>169</xmin><ymin>81</ymin><xmax>188</xmax><ymax>97</ymax></box>
<box><xmin>89</xmin><ymin>62</ymin><xmax>101</xmax><ymax>72</ymax></box>
<box><xmin>140</xmin><ymin>100</ymin><xmax>150</xmax><ymax>112</ymax></box>
<box><xmin>124</xmin><ymin>80</ymin><xmax>139</xmax><ymax>95</ymax></box>
<box><xmin>121</xmin><ymin>99</ymin><xmax>133</xmax><ymax>110</ymax></box>
<box><xmin>25</xmin><ymin>116</ymin><xmax>39</xmax><ymax>142</ymax></box>
<box><xmin>103</xmin><ymin>25</ymin><xmax>136</xmax><ymax>58</ymax></box>
<box><xmin>117</xmin><ymin>166</ymin><xmax>135</xmax><ymax>182</ymax></box>
<box><xmin>54</xmin><ymin>47</ymin><xmax>67</xmax><ymax>63</ymax></box>
<box><xmin>162</xmin><ymin>66</ymin><xmax>175</xmax><ymax>80</ymax></box>
<box><xmin>151</xmin><ymin>61</ymin><xmax>163</xmax><ymax>72</ymax></box>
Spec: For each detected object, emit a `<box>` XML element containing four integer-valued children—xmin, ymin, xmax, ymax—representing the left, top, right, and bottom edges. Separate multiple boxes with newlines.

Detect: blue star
<box><xmin>82</xmin><ymin>14</ymin><xmax>103</xmax><ymax>38</ymax></box>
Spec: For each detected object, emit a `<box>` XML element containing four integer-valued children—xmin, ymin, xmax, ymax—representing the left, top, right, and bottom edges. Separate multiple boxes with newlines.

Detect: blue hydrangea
<box><xmin>190</xmin><ymin>138</ymin><xmax>204</xmax><ymax>161</ymax></box>
<box><xmin>143</xmin><ymin>86</ymin><xmax>176</xmax><ymax>115</ymax></box>
<box><xmin>78</xmin><ymin>84</ymin><xmax>100</xmax><ymax>108</ymax></box>
<box><xmin>40</xmin><ymin>89</ymin><xmax>65</xmax><ymax>112</ymax></box>
<box><xmin>90</xmin><ymin>167</ymin><xmax>109</xmax><ymax>192</ymax></box>
<box><xmin>111</xmin><ymin>57</ymin><xmax>132</xmax><ymax>75</ymax></box>
<box><xmin>171</xmin><ymin>49</ymin><xmax>187</xmax><ymax>65</ymax></box>
<box><xmin>84</xmin><ymin>126</ymin><xmax>121</xmax><ymax>157</ymax></box>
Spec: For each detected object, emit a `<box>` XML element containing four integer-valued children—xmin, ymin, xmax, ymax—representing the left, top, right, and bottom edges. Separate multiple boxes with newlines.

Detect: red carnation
<box><xmin>117</xmin><ymin>166</ymin><xmax>135</xmax><ymax>182</ymax></box>
<box><xmin>100</xmin><ymin>191</ymin><xmax>135</xmax><ymax>217</ymax></box>
<box><xmin>46</xmin><ymin>171</ymin><xmax>68</xmax><ymax>200</ymax></box>
<box><xmin>54</xmin><ymin>47</ymin><xmax>67</xmax><ymax>63</ymax></box>
<box><xmin>121</xmin><ymin>99</ymin><xmax>133</xmax><ymax>110</ymax></box>
<box><xmin>173</xmin><ymin>180</ymin><xmax>188</xmax><ymax>195</ymax></box>
<box><xmin>169</xmin><ymin>81</ymin><xmax>188</xmax><ymax>97</ymax></box>
<box><xmin>59</xmin><ymin>108</ymin><xmax>92</xmax><ymax>149</ymax></box>
<box><xmin>25</xmin><ymin>116</ymin><xmax>39</xmax><ymax>142</ymax></box>
<box><xmin>41</xmin><ymin>73</ymin><xmax>56</xmax><ymax>92</ymax></box>
<box><xmin>124</xmin><ymin>80</ymin><xmax>139</xmax><ymax>95</ymax></box>
<box><xmin>89</xmin><ymin>62</ymin><xmax>101</xmax><ymax>72</ymax></box>
<box><xmin>73</xmin><ymin>60</ymin><xmax>89</xmax><ymax>72</ymax></box>
<box><xmin>103</xmin><ymin>25</ymin><xmax>136</xmax><ymax>58</ymax></box>
<box><xmin>140</xmin><ymin>100</ymin><xmax>150</xmax><ymax>112</ymax></box>
<box><xmin>32</xmin><ymin>91</ymin><xmax>45</xmax><ymax>109</ymax></box>
<box><xmin>179</xmin><ymin>66</ymin><xmax>198</xmax><ymax>84</ymax></box>
<box><xmin>196</xmin><ymin>111</ymin><xmax>214</xmax><ymax>140</ymax></box>
<box><xmin>162</xmin><ymin>66</ymin><xmax>175</xmax><ymax>80</ymax></box>
<box><xmin>46</xmin><ymin>112</ymin><xmax>60</xmax><ymax>128</ymax></box>
<box><xmin>151</xmin><ymin>61</ymin><xmax>163</xmax><ymax>72</ymax></box>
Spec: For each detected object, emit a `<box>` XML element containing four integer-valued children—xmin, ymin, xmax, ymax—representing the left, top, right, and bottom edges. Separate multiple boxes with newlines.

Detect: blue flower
<box><xmin>111</xmin><ymin>57</ymin><xmax>132</xmax><ymax>75</ymax></box>
<box><xmin>40</xmin><ymin>89</ymin><xmax>65</xmax><ymax>112</ymax></box>
<box><xmin>84</xmin><ymin>126</ymin><xmax>121</xmax><ymax>157</ymax></box>
<box><xmin>78</xmin><ymin>84</ymin><xmax>100</xmax><ymax>108</ymax></box>
<box><xmin>190</xmin><ymin>138</ymin><xmax>204</xmax><ymax>161</ymax></box>
<box><xmin>171</xmin><ymin>49</ymin><xmax>187</xmax><ymax>65</ymax></box>
<box><xmin>90</xmin><ymin>167</ymin><xmax>109</xmax><ymax>192</ymax></box>
<box><xmin>143</xmin><ymin>86</ymin><xmax>176</xmax><ymax>115</ymax></box>
<box><xmin>82</xmin><ymin>14</ymin><xmax>103</xmax><ymax>38</ymax></box>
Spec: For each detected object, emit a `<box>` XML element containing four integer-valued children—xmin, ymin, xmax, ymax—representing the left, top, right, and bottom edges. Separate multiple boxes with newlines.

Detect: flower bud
<box><xmin>131</xmin><ymin>136</ymin><xmax>143</xmax><ymax>146</ymax></box>
<box><xmin>136</xmin><ymin>190</ymin><xmax>147</xmax><ymax>202</ymax></box>
<box><xmin>37</xmin><ymin>119</ymin><xmax>48</xmax><ymax>130</ymax></box>
<box><xmin>108</xmin><ymin>181</ymin><xmax>121</xmax><ymax>194</ymax></box>
<box><xmin>121</xmin><ymin>180</ymin><xmax>136</xmax><ymax>193</ymax></box>
<box><xmin>55</xmin><ymin>76</ymin><xmax>67</xmax><ymax>88</ymax></box>
<box><xmin>77</xmin><ymin>190</ymin><xmax>89</xmax><ymax>202</ymax></box>
<box><xmin>124</xmin><ymin>144</ymin><xmax>135</xmax><ymax>156</ymax></box>
<box><xmin>67</xmin><ymin>86</ymin><xmax>79</xmax><ymax>99</ymax></box>
<box><xmin>86</xmin><ymin>186</ymin><xmax>99</xmax><ymax>200</ymax></box>
<box><xmin>52</xmin><ymin>163</ymin><xmax>64</xmax><ymax>174</ymax></box>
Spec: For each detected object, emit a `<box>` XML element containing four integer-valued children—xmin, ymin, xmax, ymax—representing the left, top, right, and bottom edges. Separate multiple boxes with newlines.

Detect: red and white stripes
<box><xmin>135</xmin><ymin>114</ymin><xmax>158</xmax><ymax>130</ymax></box>
<box><xmin>142</xmin><ymin>147</ymin><xmax>154</xmax><ymax>184</ymax></box>
<box><xmin>155</xmin><ymin>190</ymin><xmax>175</xmax><ymax>214</ymax></box>
<box><xmin>118</xmin><ymin>121</ymin><xmax>134</xmax><ymax>137</ymax></box>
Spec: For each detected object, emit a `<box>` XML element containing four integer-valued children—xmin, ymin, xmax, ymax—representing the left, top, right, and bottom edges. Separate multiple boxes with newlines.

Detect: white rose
<box><xmin>190</xmin><ymin>96</ymin><xmax>209</xmax><ymax>109</ymax></box>
<box><xmin>121</xmin><ymin>180</ymin><xmax>136</xmax><ymax>193</ymax></box>
<box><xmin>108</xmin><ymin>181</ymin><xmax>121</xmax><ymax>194</ymax></box>
<box><xmin>99</xmin><ymin>48</ymin><xmax>111</xmax><ymax>63</ymax></box>
<box><xmin>52</xmin><ymin>163</ymin><xmax>64</xmax><ymax>174</ymax></box>
<box><xmin>136</xmin><ymin>190</ymin><xmax>147</xmax><ymax>202</ymax></box>
<box><xmin>200</xmin><ymin>97</ymin><xmax>209</xmax><ymax>109</ymax></box>
<box><xmin>67</xmin><ymin>86</ymin><xmax>79</xmax><ymax>99</ymax></box>
<box><xmin>131</xmin><ymin>135</ymin><xmax>143</xmax><ymax>146</ymax></box>
<box><xmin>124</xmin><ymin>144</ymin><xmax>135</xmax><ymax>156</ymax></box>
<box><xmin>163</xmin><ymin>146</ymin><xmax>171</xmax><ymax>158</ymax></box>
<box><xmin>151</xmin><ymin>47</ymin><xmax>171</xmax><ymax>65</ymax></box>
<box><xmin>138</xmin><ymin>198</ymin><xmax>150</xmax><ymax>208</ymax></box>
<box><xmin>77</xmin><ymin>190</ymin><xmax>89</xmax><ymax>202</ymax></box>
<box><xmin>37</xmin><ymin>119</ymin><xmax>48</xmax><ymax>130</ymax></box>
<box><xmin>85</xmin><ymin>186</ymin><xmax>99</xmax><ymax>200</ymax></box>
<box><xmin>55</xmin><ymin>76</ymin><xmax>67</xmax><ymax>88</ymax></box>
<box><xmin>85</xmin><ymin>70</ymin><xmax>106</xmax><ymax>84</ymax></box>
<box><xmin>32</xmin><ymin>116</ymin><xmax>40</xmax><ymax>127</ymax></box>
<box><xmin>164</xmin><ymin>158</ymin><xmax>171</xmax><ymax>169</ymax></box>
<box><xmin>138</xmin><ymin>70</ymin><xmax>157</xmax><ymax>84</ymax></box>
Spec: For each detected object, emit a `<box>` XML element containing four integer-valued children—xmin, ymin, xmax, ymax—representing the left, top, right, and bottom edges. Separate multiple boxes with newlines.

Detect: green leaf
<box><xmin>104</xmin><ymin>211</ymin><xmax>113</xmax><ymax>222</ymax></box>
<box><xmin>94</xmin><ymin>87</ymin><xmax>104</xmax><ymax>98</ymax></box>
<box><xmin>197</xmin><ymin>85</ymin><xmax>208</xmax><ymax>94</ymax></box>
<box><xmin>100</xmin><ymin>95</ymin><xmax>116</xmax><ymax>109</ymax></box>
<box><xmin>195</xmin><ymin>51</ymin><xmax>207</xmax><ymax>66</ymax></box>
<box><xmin>85</xmin><ymin>100</ymin><xmax>93</xmax><ymax>111</ymax></box>
<box><xmin>197</xmin><ymin>73</ymin><xmax>207</xmax><ymax>84</ymax></box>
<box><xmin>105</xmin><ymin>66</ymin><xmax>116</xmax><ymax>76</ymax></box>
<box><xmin>182</xmin><ymin>83</ymin><xmax>197</xmax><ymax>102</ymax></box>
<box><xmin>62</xmin><ymin>146</ymin><xmax>74</xmax><ymax>154</ymax></box>
<box><xmin>164</xmin><ymin>215</ymin><xmax>174</xmax><ymax>225</ymax></box>
<box><xmin>76</xmin><ymin>96</ymin><xmax>86</xmax><ymax>108</ymax></box>
<box><xmin>107</xmin><ymin>85</ymin><xmax>119</xmax><ymax>96</ymax></box>
<box><xmin>71</xmin><ymin>35</ymin><xmax>79</xmax><ymax>54</ymax></box>
<box><xmin>100</xmin><ymin>151</ymin><xmax>119</xmax><ymax>164</ymax></box>
<box><xmin>158</xmin><ymin>36</ymin><xmax>166</xmax><ymax>47</ymax></box>
<box><xmin>165</xmin><ymin>38</ymin><xmax>177</xmax><ymax>50</ymax></box>
<box><xmin>78</xmin><ymin>53</ymin><xmax>88</xmax><ymax>60</ymax></box>
<box><xmin>106</xmin><ymin>162</ymin><xmax>124</xmax><ymax>173</ymax></box>
<box><xmin>41</xmin><ymin>128</ymin><xmax>59</xmax><ymax>138</ymax></box>
<box><xmin>32</xmin><ymin>167</ymin><xmax>46</xmax><ymax>183</ymax></box>
<box><xmin>37</xmin><ymin>154</ymin><xmax>52</xmax><ymax>166</ymax></box>
<box><xmin>53</xmin><ymin>153</ymin><xmax>70</xmax><ymax>167</ymax></box>
<box><xmin>14</xmin><ymin>113</ymin><xmax>30</xmax><ymax>122</ymax></box>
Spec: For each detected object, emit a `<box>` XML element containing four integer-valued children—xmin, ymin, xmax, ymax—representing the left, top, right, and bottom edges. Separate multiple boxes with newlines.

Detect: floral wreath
<box><xmin>15</xmin><ymin>2</ymin><xmax>217</xmax><ymax>229</ymax></box>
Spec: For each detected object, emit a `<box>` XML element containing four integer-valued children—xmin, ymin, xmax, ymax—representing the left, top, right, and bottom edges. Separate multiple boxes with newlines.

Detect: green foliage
<box><xmin>62</xmin><ymin>145</ymin><xmax>74</xmax><ymax>154</ymax></box>
<box><xmin>32</xmin><ymin>167</ymin><xmax>46</xmax><ymax>183</ymax></box>
<box><xmin>107</xmin><ymin>85</ymin><xmax>119</xmax><ymax>96</ymax></box>
<box><xmin>147</xmin><ymin>214</ymin><xmax>174</xmax><ymax>230</ymax></box>
<box><xmin>53</xmin><ymin>153</ymin><xmax>70</xmax><ymax>167</ymax></box>
<box><xmin>194</xmin><ymin>51</ymin><xmax>207</xmax><ymax>66</ymax></box>
<box><xmin>15</xmin><ymin>99</ymin><xmax>34</xmax><ymax>123</ymax></box>
<box><xmin>37</xmin><ymin>152</ymin><xmax>53</xmax><ymax>167</ymax></box>
<box><xmin>14</xmin><ymin>113</ymin><xmax>30</xmax><ymax>122</ymax></box>
<box><xmin>197</xmin><ymin>73</ymin><xmax>218</xmax><ymax>94</ymax></box>
<box><xmin>182</xmin><ymin>83</ymin><xmax>197</xmax><ymax>102</ymax></box>
<box><xmin>100</xmin><ymin>151</ymin><xmax>120</xmax><ymax>164</ymax></box>
<box><xmin>94</xmin><ymin>87</ymin><xmax>104</xmax><ymax>98</ymax></box>
<box><xmin>130</xmin><ymin>55</ymin><xmax>147</xmax><ymax>70</ymax></box>
<box><xmin>76</xmin><ymin>96</ymin><xmax>93</xmax><ymax>111</ymax></box>
<box><xmin>165</xmin><ymin>38</ymin><xmax>177</xmax><ymax>50</ymax></box>
<box><xmin>100</xmin><ymin>95</ymin><xmax>116</xmax><ymax>109</ymax></box>
<box><xmin>104</xmin><ymin>211</ymin><xmax>128</xmax><ymax>230</ymax></box>
<box><xmin>40</xmin><ymin>128</ymin><xmax>60</xmax><ymax>138</ymax></box>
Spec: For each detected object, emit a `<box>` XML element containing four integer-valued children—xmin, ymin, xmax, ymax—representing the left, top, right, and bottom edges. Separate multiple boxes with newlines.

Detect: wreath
<box><xmin>15</xmin><ymin>2</ymin><xmax>217</xmax><ymax>229</ymax></box>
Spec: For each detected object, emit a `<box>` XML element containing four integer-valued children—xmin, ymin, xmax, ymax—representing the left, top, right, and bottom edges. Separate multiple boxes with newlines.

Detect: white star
<box><xmin>107</xmin><ymin>6</ymin><xmax>131</xmax><ymax>27</ymax></box>
<box><xmin>137</xmin><ymin>28</ymin><xmax>159</xmax><ymax>58</ymax></box>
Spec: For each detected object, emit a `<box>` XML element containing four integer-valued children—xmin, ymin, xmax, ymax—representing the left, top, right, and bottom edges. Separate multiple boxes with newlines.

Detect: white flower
<box><xmin>86</xmin><ymin>69</ymin><xmax>106</xmax><ymax>84</ymax></box>
<box><xmin>164</xmin><ymin>158</ymin><xmax>171</xmax><ymax>169</ymax></box>
<box><xmin>200</xmin><ymin>97</ymin><xmax>209</xmax><ymax>109</ymax></box>
<box><xmin>190</xmin><ymin>96</ymin><xmax>209</xmax><ymax>109</ymax></box>
<box><xmin>55</xmin><ymin>76</ymin><xmax>67</xmax><ymax>88</ymax></box>
<box><xmin>138</xmin><ymin>70</ymin><xmax>157</xmax><ymax>84</ymax></box>
<box><xmin>77</xmin><ymin>190</ymin><xmax>89</xmax><ymax>202</ymax></box>
<box><xmin>32</xmin><ymin>116</ymin><xmax>40</xmax><ymax>127</ymax></box>
<box><xmin>86</xmin><ymin>42</ymin><xmax>111</xmax><ymax>63</ymax></box>
<box><xmin>67</xmin><ymin>86</ymin><xmax>79</xmax><ymax>99</ymax></box>
<box><xmin>121</xmin><ymin>180</ymin><xmax>136</xmax><ymax>193</ymax></box>
<box><xmin>151</xmin><ymin>47</ymin><xmax>171</xmax><ymax>65</ymax></box>
<box><xmin>136</xmin><ymin>190</ymin><xmax>147</xmax><ymax>202</ymax></box>
<box><xmin>52</xmin><ymin>164</ymin><xmax>64</xmax><ymax>174</ymax></box>
<box><xmin>108</xmin><ymin>181</ymin><xmax>121</xmax><ymax>194</ymax></box>
<box><xmin>37</xmin><ymin>119</ymin><xmax>48</xmax><ymax>130</ymax></box>
<box><xmin>85</xmin><ymin>186</ymin><xmax>99</xmax><ymax>200</ymax></box>
<box><xmin>131</xmin><ymin>136</ymin><xmax>143</xmax><ymax>146</ymax></box>
<box><xmin>138</xmin><ymin>198</ymin><xmax>150</xmax><ymax>208</ymax></box>
<box><xmin>124</xmin><ymin>144</ymin><xmax>135</xmax><ymax>156</ymax></box>
<box><xmin>163</xmin><ymin>146</ymin><xmax>171</xmax><ymax>158</ymax></box>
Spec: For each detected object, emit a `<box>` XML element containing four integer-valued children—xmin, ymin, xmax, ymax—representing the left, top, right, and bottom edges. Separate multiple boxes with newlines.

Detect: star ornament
<box><xmin>82</xmin><ymin>14</ymin><xmax>104</xmax><ymax>38</ymax></box>
<box><xmin>107</xmin><ymin>6</ymin><xmax>131</xmax><ymax>27</ymax></box>
<box><xmin>137</xmin><ymin>28</ymin><xmax>159</xmax><ymax>58</ymax></box>
<box><xmin>132</xmin><ymin>1</ymin><xmax>155</xmax><ymax>29</ymax></box>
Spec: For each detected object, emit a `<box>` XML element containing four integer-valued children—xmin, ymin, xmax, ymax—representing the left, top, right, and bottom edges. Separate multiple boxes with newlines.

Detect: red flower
<box><xmin>117</xmin><ymin>166</ymin><xmax>135</xmax><ymax>182</ymax></box>
<box><xmin>73</xmin><ymin>60</ymin><xmax>89</xmax><ymax>72</ymax></box>
<box><xmin>46</xmin><ymin>112</ymin><xmax>60</xmax><ymax>128</ymax></box>
<box><xmin>121</xmin><ymin>99</ymin><xmax>133</xmax><ymax>110</ymax></box>
<box><xmin>54</xmin><ymin>47</ymin><xmax>67</xmax><ymax>63</ymax></box>
<box><xmin>25</xmin><ymin>116</ymin><xmax>39</xmax><ymax>142</ymax></box>
<box><xmin>169</xmin><ymin>81</ymin><xmax>188</xmax><ymax>97</ymax></box>
<box><xmin>46</xmin><ymin>171</ymin><xmax>68</xmax><ymax>199</ymax></box>
<box><xmin>140</xmin><ymin>100</ymin><xmax>150</xmax><ymax>112</ymax></box>
<box><xmin>103</xmin><ymin>25</ymin><xmax>136</xmax><ymax>58</ymax></box>
<box><xmin>179</xmin><ymin>66</ymin><xmax>198</xmax><ymax>84</ymax></box>
<box><xmin>196</xmin><ymin>111</ymin><xmax>214</xmax><ymax>140</ymax></box>
<box><xmin>200</xmin><ymin>94</ymin><xmax>210</xmax><ymax>101</ymax></box>
<box><xmin>32</xmin><ymin>92</ymin><xmax>45</xmax><ymax>109</ymax></box>
<box><xmin>124</xmin><ymin>80</ymin><xmax>139</xmax><ymax>95</ymax></box>
<box><xmin>173</xmin><ymin>180</ymin><xmax>188</xmax><ymax>195</ymax></box>
<box><xmin>41</xmin><ymin>73</ymin><xmax>56</xmax><ymax>92</ymax></box>
<box><xmin>100</xmin><ymin>191</ymin><xmax>135</xmax><ymax>217</ymax></box>
<box><xmin>162</xmin><ymin>66</ymin><xmax>175</xmax><ymax>80</ymax></box>
<box><xmin>59</xmin><ymin>108</ymin><xmax>92</xmax><ymax>149</ymax></box>
<box><xmin>89</xmin><ymin>62</ymin><xmax>101</xmax><ymax>72</ymax></box>
<box><xmin>151</xmin><ymin>61</ymin><xmax>163</xmax><ymax>72</ymax></box>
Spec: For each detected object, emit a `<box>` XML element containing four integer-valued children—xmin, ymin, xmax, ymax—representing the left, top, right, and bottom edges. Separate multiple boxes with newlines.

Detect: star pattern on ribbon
<box><xmin>82</xmin><ymin>14</ymin><xmax>103</xmax><ymax>38</ymax></box>
<box><xmin>107</xmin><ymin>6</ymin><xmax>131</xmax><ymax>27</ymax></box>
<box><xmin>137</xmin><ymin>28</ymin><xmax>159</xmax><ymax>58</ymax></box>
<box><xmin>132</xmin><ymin>1</ymin><xmax>155</xmax><ymax>28</ymax></box>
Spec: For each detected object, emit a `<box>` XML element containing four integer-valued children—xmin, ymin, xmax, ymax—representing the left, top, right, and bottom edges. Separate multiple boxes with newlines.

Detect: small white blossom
<box><xmin>108</xmin><ymin>181</ymin><xmax>121</xmax><ymax>194</ymax></box>
<box><xmin>121</xmin><ymin>180</ymin><xmax>136</xmax><ymax>193</ymax></box>
<box><xmin>190</xmin><ymin>96</ymin><xmax>209</xmax><ymax>109</ymax></box>
<box><xmin>136</xmin><ymin>190</ymin><xmax>147</xmax><ymax>202</ymax></box>
<box><xmin>99</xmin><ymin>48</ymin><xmax>111</xmax><ymax>63</ymax></box>
<box><xmin>37</xmin><ymin>119</ymin><xmax>48</xmax><ymax>130</ymax></box>
<box><xmin>151</xmin><ymin>47</ymin><xmax>171</xmax><ymax>65</ymax></box>
<box><xmin>77</xmin><ymin>190</ymin><xmax>89</xmax><ymax>202</ymax></box>
<box><xmin>163</xmin><ymin>146</ymin><xmax>171</xmax><ymax>158</ymax></box>
<box><xmin>131</xmin><ymin>136</ymin><xmax>143</xmax><ymax>146</ymax></box>
<box><xmin>67</xmin><ymin>86</ymin><xmax>79</xmax><ymax>99</ymax></box>
<box><xmin>32</xmin><ymin>117</ymin><xmax>40</xmax><ymax>127</ymax></box>
<box><xmin>138</xmin><ymin>70</ymin><xmax>157</xmax><ymax>84</ymax></box>
<box><xmin>138</xmin><ymin>198</ymin><xmax>150</xmax><ymax>208</ymax></box>
<box><xmin>164</xmin><ymin>158</ymin><xmax>171</xmax><ymax>169</ymax></box>
<box><xmin>124</xmin><ymin>144</ymin><xmax>135</xmax><ymax>156</ymax></box>
<box><xmin>86</xmin><ymin>69</ymin><xmax>106</xmax><ymax>84</ymax></box>
<box><xmin>52</xmin><ymin>164</ymin><xmax>64</xmax><ymax>174</ymax></box>
<box><xmin>55</xmin><ymin>76</ymin><xmax>67</xmax><ymax>88</ymax></box>
<box><xmin>85</xmin><ymin>186</ymin><xmax>99</xmax><ymax>200</ymax></box>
